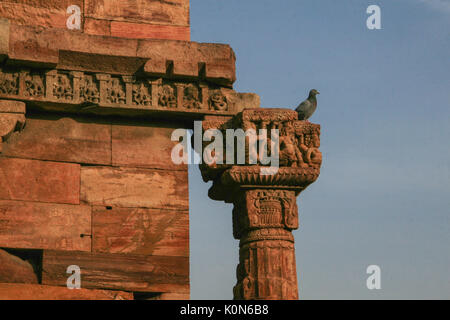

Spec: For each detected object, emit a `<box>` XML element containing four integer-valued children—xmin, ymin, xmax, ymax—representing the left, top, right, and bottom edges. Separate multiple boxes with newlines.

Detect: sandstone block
<box><xmin>112</xmin><ymin>121</ymin><xmax>187</xmax><ymax>171</ymax></box>
<box><xmin>0</xmin><ymin>1</ymin><xmax>83</xmax><ymax>30</ymax></box>
<box><xmin>0</xmin><ymin>200</ymin><xmax>91</xmax><ymax>251</ymax></box>
<box><xmin>81</xmin><ymin>166</ymin><xmax>188</xmax><ymax>209</ymax></box>
<box><xmin>5</xmin><ymin>23</ymin><xmax>236</xmax><ymax>85</ymax></box>
<box><xmin>85</xmin><ymin>0</ymin><xmax>189</xmax><ymax>27</ymax></box>
<box><xmin>0</xmin><ymin>99</ymin><xmax>26</xmax><ymax>113</ymax></box>
<box><xmin>84</xmin><ymin>17</ymin><xmax>111</xmax><ymax>36</ymax></box>
<box><xmin>2</xmin><ymin>116</ymin><xmax>112</xmax><ymax>165</ymax></box>
<box><xmin>93</xmin><ymin>206</ymin><xmax>189</xmax><ymax>257</ymax></box>
<box><xmin>111</xmin><ymin>21</ymin><xmax>190</xmax><ymax>41</ymax></box>
<box><xmin>0</xmin><ymin>157</ymin><xmax>80</xmax><ymax>204</ymax></box>
<box><xmin>42</xmin><ymin>250</ymin><xmax>189</xmax><ymax>293</ymax></box>
<box><xmin>0</xmin><ymin>283</ymin><xmax>133</xmax><ymax>300</ymax></box>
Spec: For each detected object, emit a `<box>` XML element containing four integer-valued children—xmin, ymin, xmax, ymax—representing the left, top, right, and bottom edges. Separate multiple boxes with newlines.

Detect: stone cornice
<box><xmin>0</xmin><ymin>20</ymin><xmax>236</xmax><ymax>87</ymax></box>
<box><xmin>0</xmin><ymin>20</ymin><xmax>260</xmax><ymax>119</ymax></box>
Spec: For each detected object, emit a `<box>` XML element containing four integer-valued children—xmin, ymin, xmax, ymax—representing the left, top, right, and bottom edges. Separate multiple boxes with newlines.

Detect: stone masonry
<box><xmin>0</xmin><ymin>0</ymin><xmax>320</xmax><ymax>300</ymax></box>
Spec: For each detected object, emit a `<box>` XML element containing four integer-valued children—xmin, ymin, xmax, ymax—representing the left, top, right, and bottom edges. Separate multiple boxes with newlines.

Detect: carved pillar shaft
<box><xmin>233</xmin><ymin>189</ymin><xmax>299</xmax><ymax>300</ymax></box>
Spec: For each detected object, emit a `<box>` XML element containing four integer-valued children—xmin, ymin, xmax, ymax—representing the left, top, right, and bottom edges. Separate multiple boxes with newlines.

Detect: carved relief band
<box><xmin>0</xmin><ymin>67</ymin><xmax>252</xmax><ymax>117</ymax></box>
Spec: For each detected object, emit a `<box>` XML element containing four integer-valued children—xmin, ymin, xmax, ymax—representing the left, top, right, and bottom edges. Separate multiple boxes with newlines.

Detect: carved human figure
<box><xmin>183</xmin><ymin>84</ymin><xmax>201</xmax><ymax>109</ymax></box>
<box><xmin>107</xmin><ymin>78</ymin><xmax>126</xmax><ymax>104</ymax></box>
<box><xmin>159</xmin><ymin>84</ymin><xmax>177</xmax><ymax>108</ymax></box>
<box><xmin>80</xmin><ymin>76</ymin><xmax>100</xmax><ymax>103</ymax></box>
<box><xmin>298</xmin><ymin>132</ymin><xmax>322</xmax><ymax>167</ymax></box>
<box><xmin>279</xmin><ymin>124</ymin><xmax>305</xmax><ymax>167</ymax></box>
<box><xmin>24</xmin><ymin>74</ymin><xmax>44</xmax><ymax>97</ymax></box>
<box><xmin>132</xmin><ymin>82</ymin><xmax>151</xmax><ymax>106</ymax></box>
<box><xmin>53</xmin><ymin>75</ymin><xmax>73</xmax><ymax>100</ymax></box>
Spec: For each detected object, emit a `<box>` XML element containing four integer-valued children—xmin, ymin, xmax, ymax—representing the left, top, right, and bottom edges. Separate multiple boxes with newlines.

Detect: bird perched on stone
<box><xmin>296</xmin><ymin>89</ymin><xmax>320</xmax><ymax>121</ymax></box>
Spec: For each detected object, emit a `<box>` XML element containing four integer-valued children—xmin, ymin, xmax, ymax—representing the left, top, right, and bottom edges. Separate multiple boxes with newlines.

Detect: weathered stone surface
<box><xmin>111</xmin><ymin>21</ymin><xmax>190</xmax><ymax>41</ymax></box>
<box><xmin>93</xmin><ymin>206</ymin><xmax>188</xmax><ymax>257</ymax></box>
<box><xmin>0</xmin><ymin>99</ymin><xmax>25</xmax><ymax>113</ymax></box>
<box><xmin>0</xmin><ymin>283</ymin><xmax>133</xmax><ymax>300</ymax></box>
<box><xmin>0</xmin><ymin>249</ymin><xmax>38</xmax><ymax>284</ymax></box>
<box><xmin>0</xmin><ymin>200</ymin><xmax>91</xmax><ymax>251</ymax></box>
<box><xmin>42</xmin><ymin>250</ymin><xmax>189</xmax><ymax>293</ymax></box>
<box><xmin>2</xmin><ymin>116</ymin><xmax>112</xmax><ymax>165</ymax></box>
<box><xmin>0</xmin><ymin>113</ymin><xmax>25</xmax><ymax>152</ymax></box>
<box><xmin>85</xmin><ymin>0</ymin><xmax>190</xmax><ymax>27</ymax></box>
<box><xmin>7</xmin><ymin>23</ymin><xmax>138</xmax><ymax>66</ymax></box>
<box><xmin>3</xmin><ymin>23</ymin><xmax>235</xmax><ymax>85</ymax></box>
<box><xmin>0</xmin><ymin>157</ymin><xmax>80</xmax><ymax>204</ymax></box>
<box><xmin>84</xmin><ymin>18</ymin><xmax>111</xmax><ymax>37</ymax></box>
<box><xmin>0</xmin><ymin>114</ymin><xmax>25</xmax><ymax>137</ymax></box>
<box><xmin>138</xmin><ymin>41</ymin><xmax>236</xmax><ymax>86</ymax></box>
<box><xmin>112</xmin><ymin>121</ymin><xmax>187</xmax><ymax>171</ymax></box>
<box><xmin>0</xmin><ymin>18</ymin><xmax>9</xmax><ymax>61</ymax></box>
<box><xmin>81</xmin><ymin>166</ymin><xmax>188</xmax><ymax>210</ymax></box>
<box><xmin>0</xmin><ymin>0</ymin><xmax>83</xmax><ymax>30</ymax></box>
<box><xmin>58</xmin><ymin>51</ymin><xmax>148</xmax><ymax>75</ymax></box>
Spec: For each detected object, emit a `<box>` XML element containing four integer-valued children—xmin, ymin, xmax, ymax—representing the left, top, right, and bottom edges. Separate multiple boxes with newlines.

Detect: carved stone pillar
<box><xmin>200</xmin><ymin>109</ymin><xmax>322</xmax><ymax>300</ymax></box>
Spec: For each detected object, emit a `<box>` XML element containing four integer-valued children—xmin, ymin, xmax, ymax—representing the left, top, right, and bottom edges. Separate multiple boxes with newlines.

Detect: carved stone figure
<box><xmin>24</xmin><ymin>73</ymin><xmax>45</xmax><ymax>97</ymax></box>
<box><xmin>279</xmin><ymin>123</ymin><xmax>306</xmax><ymax>167</ymax></box>
<box><xmin>159</xmin><ymin>84</ymin><xmax>177</xmax><ymax>108</ymax></box>
<box><xmin>53</xmin><ymin>74</ymin><xmax>73</xmax><ymax>100</ymax></box>
<box><xmin>132</xmin><ymin>82</ymin><xmax>152</xmax><ymax>106</ymax></box>
<box><xmin>183</xmin><ymin>84</ymin><xmax>200</xmax><ymax>109</ymax></box>
<box><xmin>80</xmin><ymin>75</ymin><xmax>100</xmax><ymax>104</ymax></box>
<box><xmin>107</xmin><ymin>78</ymin><xmax>126</xmax><ymax>104</ymax></box>
<box><xmin>209</xmin><ymin>90</ymin><xmax>228</xmax><ymax>111</ymax></box>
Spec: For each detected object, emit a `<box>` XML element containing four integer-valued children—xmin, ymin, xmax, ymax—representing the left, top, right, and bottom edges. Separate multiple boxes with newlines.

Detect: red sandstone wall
<box><xmin>0</xmin><ymin>0</ymin><xmax>190</xmax><ymax>40</ymax></box>
<box><xmin>0</xmin><ymin>100</ymin><xmax>190</xmax><ymax>299</ymax></box>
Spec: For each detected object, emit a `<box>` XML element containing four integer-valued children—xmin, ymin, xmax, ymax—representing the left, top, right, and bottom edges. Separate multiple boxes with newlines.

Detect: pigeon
<box><xmin>296</xmin><ymin>89</ymin><xmax>320</xmax><ymax>121</ymax></box>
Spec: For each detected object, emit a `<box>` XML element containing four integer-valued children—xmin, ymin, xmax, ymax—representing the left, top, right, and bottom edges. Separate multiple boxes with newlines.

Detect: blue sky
<box><xmin>188</xmin><ymin>0</ymin><xmax>450</xmax><ymax>299</ymax></box>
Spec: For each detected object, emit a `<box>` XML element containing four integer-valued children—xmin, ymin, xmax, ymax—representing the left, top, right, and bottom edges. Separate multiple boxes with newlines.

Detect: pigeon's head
<box><xmin>309</xmin><ymin>89</ymin><xmax>320</xmax><ymax>97</ymax></box>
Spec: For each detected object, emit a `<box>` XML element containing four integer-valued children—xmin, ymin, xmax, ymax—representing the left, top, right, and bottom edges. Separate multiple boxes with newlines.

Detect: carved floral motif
<box><xmin>0</xmin><ymin>71</ymin><xmax>19</xmax><ymax>95</ymax></box>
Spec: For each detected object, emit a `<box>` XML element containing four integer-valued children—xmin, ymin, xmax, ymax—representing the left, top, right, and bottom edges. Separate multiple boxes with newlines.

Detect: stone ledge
<box><xmin>1</xmin><ymin>20</ymin><xmax>235</xmax><ymax>86</ymax></box>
